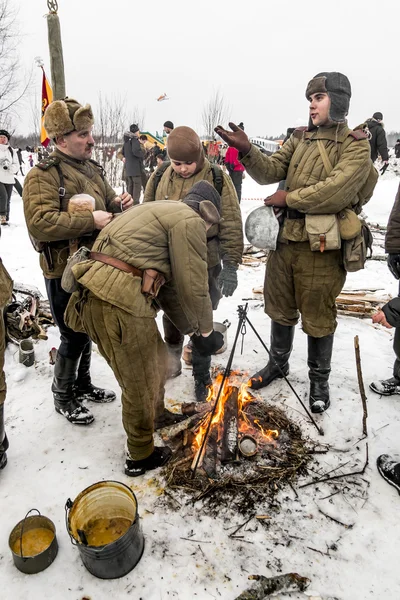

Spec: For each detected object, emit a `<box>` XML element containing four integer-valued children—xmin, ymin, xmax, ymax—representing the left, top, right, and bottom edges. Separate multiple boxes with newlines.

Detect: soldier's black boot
<box><xmin>53</xmin><ymin>352</ymin><xmax>94</xmax><ymax>425</ymax></box>
<box><xmin>192</xmin><ymin>347</ymin><xmax>212</xmax><ymax>402</ymax></box>
<box><xmin>308</xmin><ymin>334</ymin><xmax>334</xmax><ymax>414</ymax></box>
<box><xmin>165</xmin><ymin>343</ymin><xmax>183</xmax><ymax>379</ymax></box>
<box><xmin>0</xmin><ymin>404</ymin><xmax>9</xmax><ymax>470</ymax></box>
<box><xmin>249</xmin><ymin>322</ymin><xmax>295</xmax><ymax>390</ymax></box>
<box><xmin>74</xmin><ymin>342</ymin><xmax>116</xmax><ymax>403</ymax></box>
<box><xmin>163</xmin><ymin>314</ymin><xmax>184</xmax><ymax>379</ymax></box>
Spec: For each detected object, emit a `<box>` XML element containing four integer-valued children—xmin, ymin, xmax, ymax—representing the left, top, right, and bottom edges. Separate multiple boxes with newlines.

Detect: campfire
<box><xmin>161</xmin><ymin>371</ymin><xmax>312</xmax><ymax>515</ymax></box>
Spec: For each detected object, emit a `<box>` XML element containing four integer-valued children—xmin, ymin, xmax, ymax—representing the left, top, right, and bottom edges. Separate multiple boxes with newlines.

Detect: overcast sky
<box><xmin>14</xmin><ymin>0</ymin><xmax>400</xmax><ymax>138</ymax></box>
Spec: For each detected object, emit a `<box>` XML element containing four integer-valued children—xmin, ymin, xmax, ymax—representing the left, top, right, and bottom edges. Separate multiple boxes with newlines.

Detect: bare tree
<box><xmin>202</xmin><ymin>90</ymin><xmax>230</xmax><ymax>140</ymax></box>
<box><xmin>0</xmin><ymin>0</ymin><xmax>31</xmax><ymax>126</ymax></box>
<box><xmin>93</xmin><ymin>93</ymin><xmax>129</xmax><ymax>187</ymax></box>
<box><xmin>128</xmin><ymin>106</ymin><xmax>146</xmax><ymax>131</ymax></box>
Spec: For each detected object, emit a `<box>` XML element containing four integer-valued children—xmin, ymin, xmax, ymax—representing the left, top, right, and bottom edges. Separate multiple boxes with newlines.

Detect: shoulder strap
<box><xmin>210</xmin><ymin>164</ymin><xmax>223</xmax><ymax>195</ymax></box>
<box><xmin>8</xmin><ymin>146</ymin><xmax>13</xmax><ymax>158</ymax></box>
<box><xmin>153</xmin><ymin>161</ymin><xmax>171</xmax><ymax>193</ymax></box>
<box><xmin>317</xmin><ymin>139</ymin><xmax>334</xmax><ymax>174</ymax></box>
<box><xmin>88</xmin><ymin>158</ymin><xmax>105</xmax><ymax>180</ymax></box>
<box><xmin>36</xmin><ymin>157</ymin><xmax>65</xmax><ymax>202</ymax></box>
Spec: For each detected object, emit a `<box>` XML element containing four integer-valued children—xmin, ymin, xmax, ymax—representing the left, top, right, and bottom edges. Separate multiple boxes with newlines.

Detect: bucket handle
<box><xmin>65</xmin><ymin>499</ymin><xmax>78</xmax><ymax>546</ymax></box>
<box><xmin>222</xmin><ymin>319</ymin><xmax>231</xmax><ymax>329</ymax></box>
<box><xmin>19</xmin><ymin>508</ymin><xmax>41</xmax><ymax>561</ymax></box>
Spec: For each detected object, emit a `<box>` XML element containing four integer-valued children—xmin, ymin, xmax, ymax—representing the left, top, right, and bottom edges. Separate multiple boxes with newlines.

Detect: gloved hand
<box><xmin>380</xmin><ymin>162</ymin><xmax>389</xmax><ymax>175</ymax></box>
<box><xmin>191</xmin><ymin>330</ymin><xmax>224</xmax><ymax>356</ymax></box>
<box><xmin>388</xmin><ymin>254</ymin><xmax>400</xmax><ymax>280</ymax></box>
<box><xmin>214</xmin><ymin>123</ymin><xmax>252</xmax><ymax>155</ymax></box>
<box><xmin>218</xmin><ymin>263</ymin><xmax>238</xmax><ymax>297</ymax></box>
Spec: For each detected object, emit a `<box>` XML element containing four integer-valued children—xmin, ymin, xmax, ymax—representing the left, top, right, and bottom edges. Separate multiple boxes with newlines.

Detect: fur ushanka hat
<box><xmin>305</xmin><ymin>72</ymin><xmax>351</xmax><ymax>124</ymax></box>
<box><xmin>44</xmin><ymin>97</ymin><xmax>94</xmax><ymax>139</ymax></box>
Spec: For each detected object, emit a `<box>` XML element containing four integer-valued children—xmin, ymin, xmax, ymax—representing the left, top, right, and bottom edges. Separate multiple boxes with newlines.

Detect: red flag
<box><xmin>40</xmin><ymin>68</ymin><xmax>53</xmax><ymax>147</ymax></box>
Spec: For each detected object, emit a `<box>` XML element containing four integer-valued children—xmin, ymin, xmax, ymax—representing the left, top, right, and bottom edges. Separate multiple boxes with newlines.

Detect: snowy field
<box><xmin>1</xmin><ymin>169</ymin><xmax>400</xmax><ymax>600</ymax></box>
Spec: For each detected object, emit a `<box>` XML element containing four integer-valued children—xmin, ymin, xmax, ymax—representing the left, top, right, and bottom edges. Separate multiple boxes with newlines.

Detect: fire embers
<box><xmin>162</xmin><ymin>371</ymin><xmax>310</xmax><ymax>514</ymax></box>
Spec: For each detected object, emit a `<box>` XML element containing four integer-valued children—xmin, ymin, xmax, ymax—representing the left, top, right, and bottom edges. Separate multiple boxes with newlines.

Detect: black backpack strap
<box><xmin>8</xmin><ymin>146</ymin><xmax>13</xmax><ymax>158</ymax></box>
<box><xmin>153</xmin><ymin>161</ymin><xmax>171</xmax><ymax>194</ymax></box>
<box><xmin>210</xmin><ymin>163</ymin><xmax>223</xmax><ymax>196</ymax></box>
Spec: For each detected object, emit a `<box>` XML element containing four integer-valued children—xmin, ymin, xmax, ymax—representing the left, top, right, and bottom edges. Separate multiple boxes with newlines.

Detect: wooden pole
<box><xmin>46</xmin><ymin>1</ymin><xmax>66</xmax><ymax>99</ymax></box>
<box><xmin>354</xmin><ymin>335</ymin><xmax>368</xmax><ymax>437</ymax></box>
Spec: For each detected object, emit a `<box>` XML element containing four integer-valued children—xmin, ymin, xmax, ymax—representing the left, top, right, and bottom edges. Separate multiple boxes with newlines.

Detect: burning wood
<box><xmin>221</xmin><ymin>386</ymin><xmax>239</xmax><ymax>464</ymax></box>
<box><xmin>235</xmin><ymin>572</ymin><xmax>310</xmax><ymax>599</ymax></box>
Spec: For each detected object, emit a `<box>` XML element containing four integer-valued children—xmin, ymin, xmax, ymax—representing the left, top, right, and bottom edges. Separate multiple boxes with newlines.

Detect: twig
<box><xmin>180</xmin><ymin>537</ymin><xmax>212</xmax><ymax>543</ymax></box>
<box><xmin>299</xmin><ymin>444</ymin><xmax>369</xmax><ymax>488</ymax></box>
<box><xmin>306</xmin><ymin>546</ymin><xmax>331</xmax><ymax>557</ymax></box>
<box><xmin>354</xmin><ymin>336</ymin><xmax>368</xmax><ymax>437</ymax></box>
<box><xmin>316</xmin><ymin>506</ymin><xmax>354</xmax><ymax>529</ymax></box>
<box><xmin>229</xmin><ymin>514</ymin><xmax>255</xmax><ymax>538</ymax></box>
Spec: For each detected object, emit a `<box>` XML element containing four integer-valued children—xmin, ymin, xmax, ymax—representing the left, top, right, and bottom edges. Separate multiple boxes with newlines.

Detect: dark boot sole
<box><xmin>377</xmin><ymin>463</ymin><xmax>400</xmax><ymax>495</ymax></box>
<box><xmin>249</xmin><ymin>369</ymin><xmax>289</xmax><ymax>391</ymax></box>
<box><xmin>310</xmin><ymin>398</ymin><xmax>331</xmax><ymax>414</ymax></box>
<box><xmin>55</xmin><ymin>407</ymin><xmax>95</xmax><ymax>425</ymax></box>
<box><xmin>76</xmin><ymin>395</ymin><xmax>116</xmax><ymax>404</ymax></box>
<box><xmin>0</xmin><ymin>453</ymin><xmax>7</xmax><ymax>470</ymax></box>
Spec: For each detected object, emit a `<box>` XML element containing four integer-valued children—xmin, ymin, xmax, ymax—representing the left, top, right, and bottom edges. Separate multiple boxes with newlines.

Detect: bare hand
<box><xmin>214</xmin><ymin>122</ymin><xmax>251</xmax><ymax>155</ymax></box>
<box><xmin>264</xmin><ymin>190</ymin><xmax>288</xmax><ymax>208</ymax></box>
<box><xmin>372</xmin><ymin>309</ymin><xmax>392</xmax><ymax>328</ymax></box>
<box><xmin>114</xmin><ymin>193</ymin><xmax>133</xmax><ymax>210</ymax></box>
<box><xmin>93</xmin><ymin>210</ymin><xmax>113</xmax><ymax>230</ymax></box>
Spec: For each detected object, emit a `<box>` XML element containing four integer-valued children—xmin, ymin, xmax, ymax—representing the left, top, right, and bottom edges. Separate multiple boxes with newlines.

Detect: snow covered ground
<box><xmin>1</xmin><ymin>171</ymin><xmax>400</xmax><ymax>600</ymax></box>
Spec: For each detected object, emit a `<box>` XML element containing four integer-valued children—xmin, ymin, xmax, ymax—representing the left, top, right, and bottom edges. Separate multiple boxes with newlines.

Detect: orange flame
<box><xmin>192</xmin><ymin>372</ymin><xmax>280</xmax><ymax>453</ymax></box>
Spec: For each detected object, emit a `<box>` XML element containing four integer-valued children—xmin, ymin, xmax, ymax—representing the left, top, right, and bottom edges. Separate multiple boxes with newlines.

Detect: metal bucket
<box><xmin>19</xmin><ymin>339</ymin><xmax>35</xmax><ymax>367</ymax></box>
<box><xmin>213</xmin><ymin>320</ymin><xmax>230</xmax><ymax>354</ymax></box>
<box><xmin>8</xmin><ymin>509</ymin><xmax>58</xmax><ymax>574</ymax></box>
<box><xmin>65</xmin><ymin>480</ymin><xmax>144</xmax><ymax>580</ymax></box>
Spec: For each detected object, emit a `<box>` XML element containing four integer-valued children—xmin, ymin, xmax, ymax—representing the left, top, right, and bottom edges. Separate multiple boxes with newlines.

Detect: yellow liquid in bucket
<box><xmin>12</xmin><ymin>528</ymin><xmax>54</xmax><ymax>557</ymax></box>
<box><xmin>83</xmin><ymin>517</ymin><xmax>132</xmax><ymax>546</ymax></box>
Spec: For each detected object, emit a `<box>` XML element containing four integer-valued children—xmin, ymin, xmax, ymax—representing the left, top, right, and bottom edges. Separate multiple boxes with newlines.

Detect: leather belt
<box><xmin>286</xmin><ymin>209</ymin><xmax>305</xmax><ymax>220</ymax></box>
<box><xmin>90</xmin><ymin>252</ymin><xmax>142</xmax><ymax>278</ymax></box>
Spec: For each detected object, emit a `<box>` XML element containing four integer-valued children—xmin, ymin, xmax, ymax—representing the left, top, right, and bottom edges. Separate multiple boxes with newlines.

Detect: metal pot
<box><xmin>66</xmin><ymin>480</ymin><xmax>144</xmax><ymax>580</ymax></box>
<box><xmin>213</xmin><ymin>320</ymin><xmax>230</xmax><ymax>354</ymax></box>
<box><xmin>9</xmin><ymin>509</ymin><xmax>58</xmax><ymax>574</ymax></box>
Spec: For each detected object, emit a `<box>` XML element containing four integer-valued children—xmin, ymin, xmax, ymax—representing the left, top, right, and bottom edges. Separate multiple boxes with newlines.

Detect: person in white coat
<box><xmin>0</xmin><ymin>130</ymin><xmax>19</xmax><ymax>225</ymax></box>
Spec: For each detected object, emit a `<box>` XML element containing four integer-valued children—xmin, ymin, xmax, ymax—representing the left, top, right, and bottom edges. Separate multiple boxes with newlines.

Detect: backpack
<box><xmin>153</xmin><ymin>161</ymin><xmax>223</xmax><ymax>196</ymax></box>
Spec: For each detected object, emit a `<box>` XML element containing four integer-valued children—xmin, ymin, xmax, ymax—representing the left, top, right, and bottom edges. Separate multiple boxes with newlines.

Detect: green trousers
<box><xmin>80</xmin><ymin>294</ymin><xmax>167</xmax><ymax>460</ymax></box>
<box><xmin>0</xmin><ymin>313</ymin><xmax>6</xmax><ymax>406</ymax></box>
<box><xmin>264</xmin><ymin>242</ymin><xmax>346</xmax><ymax>338</ymax></box>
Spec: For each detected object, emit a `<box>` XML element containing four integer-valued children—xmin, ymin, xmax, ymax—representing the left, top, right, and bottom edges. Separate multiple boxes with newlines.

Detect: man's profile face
<box><xmin>56</xmin><ymin>128</ymin><xmax>95</xmax><ymax>160</ymax></box>
<box><xmin>164</xmin><ymin>127</ymin><xmax>172</xmax><ymax>134</ymax></box>
<box><xmin>309</xmin><ymin>92</ymin><xmax>331</xmax><ymax>127</ymax></box>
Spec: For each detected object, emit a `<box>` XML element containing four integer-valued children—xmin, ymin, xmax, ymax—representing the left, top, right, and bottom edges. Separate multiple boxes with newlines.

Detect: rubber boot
<box><xmin>165</xmin><ymin>343</ymin><xmax>183</xmax><ymax>379</ymax></box>
<box><xmin>0</xmin><ymin>403</ymin><xmax>9</xmax><ymax>470</ymax></box>
<box><xmin>163</xmin><ymin>314</ymin><xmax>184</xmax><ymax>379</ymax></box>
<box><xmin>308</xmin><ymin>334</ymin><xmax>334</xmax><ymax>414</ymax></box>
<box><xmin>52</xmin><ymin>352</ymin><xmax>94</xmax><ymax>425</ymax></box>
<box><xmin>75</xmin><ymin>342</ymin><xmax>116</xmax><ymax>403</ymax></box>
<box><xmin>249</xmin><ymin>322</ymin><xmax>295</xmax><ymax>390</ymax></box>
<box><xmin>192</xmin><ymin>347</ymin><xmax>212</xmax><ymax>402</ymax></box>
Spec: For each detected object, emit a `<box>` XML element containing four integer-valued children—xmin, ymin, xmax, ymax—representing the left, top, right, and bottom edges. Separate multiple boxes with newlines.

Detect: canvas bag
<box><xmin>311</xmin><ymin>139</ymin><xmax>370</xmax><ymax>271</ymax></box>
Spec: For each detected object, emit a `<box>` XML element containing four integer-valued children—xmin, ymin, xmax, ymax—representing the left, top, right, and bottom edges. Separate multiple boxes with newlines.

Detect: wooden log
<box><xmin>202</xmin><ymin>425</ymin><xmax>219</xmax><ymax>479</ymax></box>
<box><xmin>221</xmin><ymin>386</ymin><xmax>239</xmax><ymax>464</ymax></box>
<box><xmin>235</xmin><ymin>573</ymin><xmax>310</xmax><ymax>599</ymax></box>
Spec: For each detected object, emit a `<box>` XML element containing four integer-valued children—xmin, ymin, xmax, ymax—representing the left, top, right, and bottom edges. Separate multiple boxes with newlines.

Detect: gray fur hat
<box><xmin>44</xmin><ymin>97</ymin><xmax>94</xmax><ymax>139</ymax></box>
<box><xmin>305</xmin><ymin>72</ymin><xmax>351</xmax><ymax>123</ymax></box>
<box><xmin>183</xmin><ymin>181</ymin><xmax>221</xmax><ymax>225</ymax></box>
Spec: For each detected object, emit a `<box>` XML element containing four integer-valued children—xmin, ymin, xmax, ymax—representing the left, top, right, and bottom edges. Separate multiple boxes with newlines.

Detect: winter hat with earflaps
<box><xmin>182</xmin><ymin>180</ymin><xmax>221</xmax><ymax>225</ymax></box>
<box><xmin>44</xmin><ymin>97</ymin><xmax>94</xmax><ymax>140</ymax></box>
<box><xmin>305</xmin><ymin>72</ymin><xmax>351</xmax><ymax>124</ymax></box>
<box><xmin>167</xmin><ymin>126</ymin><xmax>205</xmax><ymax>172</ymax></box>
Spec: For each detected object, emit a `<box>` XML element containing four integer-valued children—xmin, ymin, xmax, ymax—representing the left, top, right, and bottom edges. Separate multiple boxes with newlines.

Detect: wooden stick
<box><xmin>299</xmin><ymin>444</ymin><xmax>369</xmax><ymax>488</ymax></box>
<box><xmin>354</xmin><ymin>335</ymin><xmax>368</xmax><ymax>437</ymax></box>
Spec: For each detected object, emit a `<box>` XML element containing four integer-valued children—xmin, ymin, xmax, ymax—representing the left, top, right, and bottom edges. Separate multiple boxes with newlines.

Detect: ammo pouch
<box><xmin>141</xmin><ymin>269</ymin><xmax>166</xmax><ymax>300</ymax></box>
<box><xmin>61</xmin><ymin>246</ymin><xmax>92</xmax><ymax>293</ymax></box>
<box><xmin>342</xmin><ymin>222</ymin><xmax>373</xmax><ymax>272</ymax></box>
<box><xmin>337</xmin><ymin>208</ymin><xmax>361</xmax><ymax>240</ymax></box>
<box><xmin>305</xmin><ymin>214</ymin><xmax>341</xmax><ymax>252</ymax></box>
